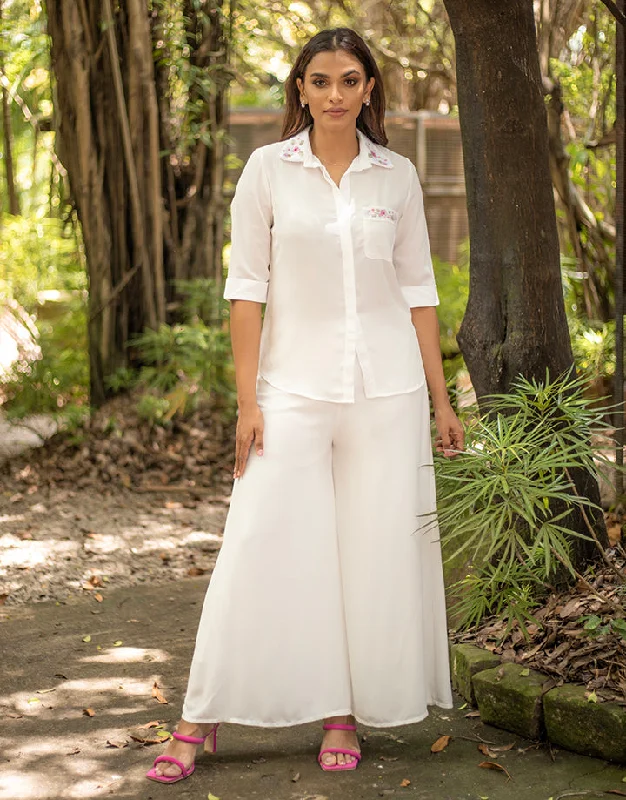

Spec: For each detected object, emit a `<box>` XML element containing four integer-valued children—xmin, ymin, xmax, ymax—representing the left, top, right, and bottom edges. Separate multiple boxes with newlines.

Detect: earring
<box><xmin>364</xmin><ymin>98</ymin><xmax>370</xmax><ymax>106</ymax></box>
<box><xmin>301</xmin><ymin>99</ymin><xmax>307</xmax><ymax>108</ymax></box>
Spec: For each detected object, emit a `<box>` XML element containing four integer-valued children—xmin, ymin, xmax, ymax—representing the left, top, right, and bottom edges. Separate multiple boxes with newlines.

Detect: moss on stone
<box><xmin>544</xmin><ymin>684</ymin><xmax>626</xmax><ymax>764</ymax></box>
<box><xmin>449</xmin><ymin>643</ymin><xmax>502</xmax><ymax>704</ymax></box>
<box><xmin>472</xmin><ymin>662</ymin><xmax>546</xmax><ymax>740</ymax></box>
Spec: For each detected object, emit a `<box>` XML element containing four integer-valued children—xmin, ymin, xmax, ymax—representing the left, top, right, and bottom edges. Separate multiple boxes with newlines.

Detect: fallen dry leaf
<box><xmin>36</xmin><ymin>688</ymin><xmax>56</xmax><ymax>695</ymax></box>
<box><xmin>464</xmin><ymin>710</ymin><xmax>481</xmax><ymax>718</ymax></box>
<box><xmin>187</xmin><ymin>567</ymin><xmax>206</xmax><ymax>577</ymax></box>
<box><xmin>165</xmin><ymin>501</ymin><xmax>183</xmax><ymax>509</ymax></box>
<box><xmin>139</xmin><ymin>720</ymin><xmax>166</xmax><ymax>729</ymax></box>
<box><xmin>400</xmin><ymin>778</ymin><xmax>411</xmax><ymax>787</ymax></box>
<box><xmin>83</xmin><ymin>708</ymin><xmax>95</xmax><ymax>717</ymax></box>
<box><xmin>478</xmin><ymin>743</ymin><xmax>498</xmax><ymax>758</ymax></box>
<box><xmin>94</xmin><ymin>593</ymin><xmax>104</xmax><ymax>603</ymax></box>
<box><xmin>478</xmin><ymin>761</ymin><xmax>512</xmax><ymax>780</ymax></box>
<box><xmin>106</xmin><ymin>739</ymin><xmax>128</xmax><ymax>748</ymax></box>
<box><xmin>379</xmin><ymin>755</ymin><xmax>399</xmax><ymax>761</ymax></box>
<box><xmin>65</xmin><ymin>748</ymin><xmax>81</xmax><ymax>755</ymax></box>
<box><xmin>151</xmin><ymin>681</ymin><xmax>168</xmax><ymax>704</ymax></box>
<box><xmin>431</xmin><ymin>735</ymin><xmax>451</xmax><ymax>753</ymax></box>
<box><xmin>291</xmin><ymin>772</ymin><xmax>301</xmax><ymax>782</ymax></box>
<box><xmin>490</xmin><ymin>742</ymin><xmax>515</xmax><ymax>753</ymax></box>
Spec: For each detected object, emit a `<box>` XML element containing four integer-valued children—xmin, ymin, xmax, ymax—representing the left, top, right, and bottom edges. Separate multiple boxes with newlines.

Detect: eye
<box><xmin>345</xmin><ymin>78</ymin><xmax>358</xmax><ymax>86</ymax></box>
<box><xmin>312</xmin><ymin>79</ymin><xmax>326</xmax><ymax>87</ymax></box>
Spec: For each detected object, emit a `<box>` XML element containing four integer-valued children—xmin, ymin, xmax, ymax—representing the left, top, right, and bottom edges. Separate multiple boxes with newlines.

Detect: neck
<box><xmin>309</xmin><ymin>124</ymin><xmax>359</xmax><ymax>163</ymax></box>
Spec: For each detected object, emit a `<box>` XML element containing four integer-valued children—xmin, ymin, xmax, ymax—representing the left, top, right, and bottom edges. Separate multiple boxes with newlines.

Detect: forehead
<box><xmin>305</xmin><ymin>49</ymin><xmax>365</xmax><ymax>77</ymax></box>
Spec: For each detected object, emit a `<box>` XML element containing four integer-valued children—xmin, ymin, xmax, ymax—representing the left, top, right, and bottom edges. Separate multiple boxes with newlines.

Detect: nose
<box><xmin>329</xmin><ymin>83</ymin><xmax>343</xmax><ymax>103</ymax></box>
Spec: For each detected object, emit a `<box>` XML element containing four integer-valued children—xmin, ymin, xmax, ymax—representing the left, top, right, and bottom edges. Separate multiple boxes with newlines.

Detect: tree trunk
<box><xmin>444</xmin><ymin>0</ymin><xmax>607</xmax><ymax>569</ymax></box>
<box><xmin>45</xmin><ymin>0</ymin><xmax>231</xmax><ymax>404</ymax></box>
<box><xmin>0</xmin><ymin>0</ymin><xmax>20</xmax><ymax>216</ymax></box>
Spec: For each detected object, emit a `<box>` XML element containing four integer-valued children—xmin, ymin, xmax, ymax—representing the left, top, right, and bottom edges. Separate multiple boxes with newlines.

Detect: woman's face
<box><xmin>296</xmin><ymin>49</ymin><xmax>375</xmax><ymax>133</ymax></box>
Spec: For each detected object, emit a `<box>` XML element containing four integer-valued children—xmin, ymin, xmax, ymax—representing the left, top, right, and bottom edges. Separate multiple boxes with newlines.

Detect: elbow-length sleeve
<box><xmin>393</xmin><ymin>163</ymin><xmax>439</xmax><ymax>308</ymax></box>
<box><xmin>223</xmin><ymin>147</ymin><xmax>272</xmax><ymax>303</ymax></box>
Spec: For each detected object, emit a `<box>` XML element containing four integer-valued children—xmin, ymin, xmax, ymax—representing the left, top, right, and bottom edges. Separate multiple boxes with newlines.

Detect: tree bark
<box><xmin>444</xmin><ymin>0</ymin><xmax>607</xmax><ymax>570</ymax></box>
<box><xmin>45</xmin><ymin>0</ymin><xmax>231</xmax><ymax>404</ymax></box>
<box><xmin>445</xmin><ymin>0</ymin><xmax>573</xmax><ymax>395</ymax></box>
<box><xmin>0</xmin><ymin>0</ymin><xmax>20</xmax><ymax>216</ymax></box>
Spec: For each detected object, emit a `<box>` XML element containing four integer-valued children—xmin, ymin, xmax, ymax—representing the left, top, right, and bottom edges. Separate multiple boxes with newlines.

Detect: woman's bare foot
<box><xmin>153</xmin><ymin>719</ymin><xmax>217</xmax><ymax>778</ymax></box>
<box><xmin>319</xmin><ymin>714</ymin><xmax>360</xmax><ymax>767</ymax></box>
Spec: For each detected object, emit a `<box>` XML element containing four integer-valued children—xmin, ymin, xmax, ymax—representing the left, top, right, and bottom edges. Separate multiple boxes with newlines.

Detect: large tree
<box><xmin>45</xmin><ymin>0</ymin><xmax>233</xmax><ymax>405</ymax></box>
<box><xmin>443</xmin><ymin>0</ymin><xmax>608</xmax><ymax>565</ymax></box>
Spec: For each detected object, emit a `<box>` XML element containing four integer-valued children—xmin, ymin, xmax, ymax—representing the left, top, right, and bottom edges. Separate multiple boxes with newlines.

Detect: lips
<box><xmin>326</xmin><ymin>109</ymin><xmax>347</xmax><ymax>116</ymax></box>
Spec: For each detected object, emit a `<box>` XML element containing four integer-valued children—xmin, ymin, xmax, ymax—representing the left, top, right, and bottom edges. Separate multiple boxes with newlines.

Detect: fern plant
<box><xmin>435</xmin><ymin>371</ymin><xmax>616</xmax><ymax>635</ymax></box>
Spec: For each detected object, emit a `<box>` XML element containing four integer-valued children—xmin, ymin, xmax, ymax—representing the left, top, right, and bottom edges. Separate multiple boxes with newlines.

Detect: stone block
<box><xmin>449</xmin><ymin>643</ymin><xmax>501</xmax><ymax>705</ymax></box>
<box><xmin>472</xmin><ymin>662</ymin><xmax>546</xmax><ymax>740</ymax></box>
<box><xmin>544</xmin><ymin>684</ymin><xmax>626</xmax><ymax>764</ymax></box>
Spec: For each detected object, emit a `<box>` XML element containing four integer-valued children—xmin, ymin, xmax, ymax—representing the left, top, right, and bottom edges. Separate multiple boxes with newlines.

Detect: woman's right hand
<box><xmin>233</xmin><ymin>403</ymin><xmax>264</xmax><ymax>479</ymax></box>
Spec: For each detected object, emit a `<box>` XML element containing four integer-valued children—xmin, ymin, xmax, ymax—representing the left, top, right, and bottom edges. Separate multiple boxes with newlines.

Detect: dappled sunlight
<box><xmin>80</xmin><ymin>646</ymin><xmax>170</xmax><ymax>664</ymax></box>
<box><xmin>0</xmin><ymin>486</ymin><xmax>227</xmax><ymax>604</ymax></box>
<box><xmin>0</xmin><ymin>533</ymin><xmax>76</xmax><ymax>568</ymax></box>
<box><xmin>0</xmin><ymin>513</ymin><xmax>26</xmax><ymax>524</ymax></box>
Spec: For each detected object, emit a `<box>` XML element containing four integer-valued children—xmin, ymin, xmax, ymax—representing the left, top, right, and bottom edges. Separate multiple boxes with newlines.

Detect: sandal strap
<box><xmin>318</xmin><ymin>747</ymin><xmax>362</xmax><ymax>760</ymax></box>
<box><xmin>322</xmin><ymin>723</ymin><xmax>357</xmax><ymax>731</ymax></box>
<box><xmin>172</xmin><ymin>731</ymin><xmax>205</xmax><ymax>744</ymax></box>
<box><xmin>153</xmin><ymin>754</ymin><xmax>194</xmax><ymax>776</ymax></box>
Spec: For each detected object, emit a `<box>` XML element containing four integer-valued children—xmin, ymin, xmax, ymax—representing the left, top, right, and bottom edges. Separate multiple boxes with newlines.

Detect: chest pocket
<box><xmin>362</xmin><ymin>206</ymin><xmax>398</xmax><ymax>261</ymax></box>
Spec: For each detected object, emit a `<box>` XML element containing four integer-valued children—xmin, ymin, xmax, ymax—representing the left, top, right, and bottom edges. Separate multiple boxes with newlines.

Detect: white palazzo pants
<box><xmin>182</xmin><ymin>360</ymin><xmax>454</xmax><ymax>728</ymax></box>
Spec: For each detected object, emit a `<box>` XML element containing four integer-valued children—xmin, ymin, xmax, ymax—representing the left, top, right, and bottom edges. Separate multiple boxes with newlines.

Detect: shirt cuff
<box><xmin>401</xmin><ymin>285</ymin><xmax>440</xmax><ymax>308</ymax></box>
<box><xmin>223</xmin><ymin>277</ymin><xmax>269</xmax><ymax>303</ymax></box>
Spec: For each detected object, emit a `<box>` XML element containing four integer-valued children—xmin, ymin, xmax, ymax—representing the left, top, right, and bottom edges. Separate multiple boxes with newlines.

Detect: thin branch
<box><xmin>101</xmin><ymin>0</ymin><xmax>157</xmax><ymax>329</ymax></box>
<box><xmin>549</xmin><ymin>545</ymin><xmax>624</xmax><ymax>614</ymax></box>
<box><xmin>564</xmin><ymin>467</ymin><xmax>626</xmax><ymax>584</ymax></box>
<box><xmin>600</xmin><ymin>0</ymin><xmax>626</xmax><ymax>26</ymax></box>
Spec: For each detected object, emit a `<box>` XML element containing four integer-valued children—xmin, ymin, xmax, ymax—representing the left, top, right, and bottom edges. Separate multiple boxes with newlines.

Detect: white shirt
<box><xmin>223</xmin><ymin>126</ymin><xmax>439</xmax><ymax>403</ymax></box>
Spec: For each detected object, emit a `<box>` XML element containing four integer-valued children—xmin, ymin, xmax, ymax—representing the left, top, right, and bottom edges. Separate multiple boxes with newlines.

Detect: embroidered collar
<box><xmin>279</xmin><ymin>127</ymin><xmax>393</xmax><ymax>170</ymax></box>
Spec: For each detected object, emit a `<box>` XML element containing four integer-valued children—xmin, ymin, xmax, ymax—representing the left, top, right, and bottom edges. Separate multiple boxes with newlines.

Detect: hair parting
<box><xmin>281</xmin><ymin>28</ymin><xmax>388</xmax><ymax>146</ymax></box>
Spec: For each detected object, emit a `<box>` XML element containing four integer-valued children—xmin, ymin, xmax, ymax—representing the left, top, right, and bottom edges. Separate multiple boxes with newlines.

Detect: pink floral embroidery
<box><xmin>365</xmin><ymin>206</ymin><xmax>398</xmax><ymax>222</ymax></box>
<box><xmin>280</xmin><ymin>138</ymin><xmax>305</xmax><ymax>161</ymax></box>
<box><xmin>367</xmin><ymin>148</ymin><xmax>392</xmax><ymax>168</ymax></box>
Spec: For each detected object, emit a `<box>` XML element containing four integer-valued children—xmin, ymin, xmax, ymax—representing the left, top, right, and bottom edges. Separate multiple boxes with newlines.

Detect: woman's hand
<box><xmin>434</xmin><ymin>403</ymin><xmax>464</xmax><ymax>458</ymax></box>
<box><xmin>234</xmin><ymin>404</ymin><xmax>265</xmax><ymax>479</ymax></box>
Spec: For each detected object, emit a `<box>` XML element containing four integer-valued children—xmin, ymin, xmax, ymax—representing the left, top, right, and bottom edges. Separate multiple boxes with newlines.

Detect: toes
<box><xmin>322</xmin><ymin>752</ymin><xmax>337</xmax><ymax>766</ymax></box>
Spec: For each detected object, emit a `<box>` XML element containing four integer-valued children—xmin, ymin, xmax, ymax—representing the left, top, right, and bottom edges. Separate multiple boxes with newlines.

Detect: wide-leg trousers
<box><xmin>182</xmin><ymin>359</ymin><xmax>454</xmax><ymax>727</ymax></box>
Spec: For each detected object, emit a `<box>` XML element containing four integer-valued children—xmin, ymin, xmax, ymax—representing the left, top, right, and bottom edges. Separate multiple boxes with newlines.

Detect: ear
<box><xmin>296</xmin><ymin>76</ymin><xmax>305</xmax><ymax>103</ymax></box>
<box><xmin>364</xmin><ymin>76</ymin><xmax>375</xmax><ymax>102</ymax></box>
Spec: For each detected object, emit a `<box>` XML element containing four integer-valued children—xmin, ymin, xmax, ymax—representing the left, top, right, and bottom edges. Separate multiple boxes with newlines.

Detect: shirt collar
<box><xmin>279</xmin><ymin>126</ymin><xmax>393</xmax><ymax>170</ymax></box>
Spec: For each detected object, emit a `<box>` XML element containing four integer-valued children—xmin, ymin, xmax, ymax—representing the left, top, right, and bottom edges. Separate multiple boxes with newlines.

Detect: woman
<box><xmin>147</xmin><ymin>26</ymin><xmax>464</xmax><ymax>785</ymax></box>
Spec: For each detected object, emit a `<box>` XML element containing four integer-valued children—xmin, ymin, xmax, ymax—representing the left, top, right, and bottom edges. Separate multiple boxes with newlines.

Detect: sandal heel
<box><xmin>203</xmin><ymin>724</ymin><xmax>219</xmax><ymax>753</ymax></box>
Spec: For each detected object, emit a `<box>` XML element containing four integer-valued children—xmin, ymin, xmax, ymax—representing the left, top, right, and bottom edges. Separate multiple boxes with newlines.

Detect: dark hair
<box><xmin>281</xmin><ymin>28</ymin><xmax>388</xmax><ymax>146</ymax></box>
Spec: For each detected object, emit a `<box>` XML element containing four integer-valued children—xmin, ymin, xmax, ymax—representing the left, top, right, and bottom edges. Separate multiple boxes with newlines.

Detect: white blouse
<box><xmin>223</xmin><ymin>126</ymin><xmax>439</xmax><ymax>403</ymax></box>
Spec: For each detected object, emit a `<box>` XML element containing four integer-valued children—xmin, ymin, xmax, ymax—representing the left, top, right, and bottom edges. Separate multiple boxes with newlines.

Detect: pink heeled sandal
<box><xmin>146</xmin><ymin>723</ymin><xmax>219</xmax><ymax>784</ymax></box>
<box><xmin>318</xmin><ymin>722</ymin><xmax>362</xmax><ymax>772</ymax></box>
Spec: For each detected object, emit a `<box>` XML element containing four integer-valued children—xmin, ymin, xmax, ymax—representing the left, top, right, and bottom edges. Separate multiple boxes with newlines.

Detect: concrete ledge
<box><xmin>449</xmin><ymin>643</ymin><xmax>501</xmax><ymax>704</ymax></box>
<box><xmin>544</xmin><ymin>684</ymin><xmax>626</xmax><ymax>763</ymax></box>
<box><xmin>472</xmin><ymin>662</ymin><xmax>546</xmax><ymax>741</ymax></box>
<box><xmin>451</xmin><ymin>644</ymin><xmax>626</xmax><ymax>764</ymax></box>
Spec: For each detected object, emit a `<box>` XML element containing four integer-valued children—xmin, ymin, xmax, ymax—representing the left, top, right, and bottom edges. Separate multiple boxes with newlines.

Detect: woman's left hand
<box><xmin>434</xmin><ymin>403</ymin><xmax>464</xmax><ymax>458</ymax></box>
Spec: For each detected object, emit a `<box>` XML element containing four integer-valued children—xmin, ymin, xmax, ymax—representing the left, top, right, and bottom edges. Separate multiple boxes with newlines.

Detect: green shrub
<box><xmin>1</xmin><ymin>295</ymin><xmax>89</xmax><ymax>423</ymax></box>
<box><xmin>435</xmin><ymin>371</ymin><xmax>614</xmax><ymax>636</ymax></box>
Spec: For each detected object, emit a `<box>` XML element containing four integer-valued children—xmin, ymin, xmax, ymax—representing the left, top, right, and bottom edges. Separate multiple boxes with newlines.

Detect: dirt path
<box><xmin>0</xmin><ymin>483</ymin><xmax>228</xmax><ymax>606</ymax></box>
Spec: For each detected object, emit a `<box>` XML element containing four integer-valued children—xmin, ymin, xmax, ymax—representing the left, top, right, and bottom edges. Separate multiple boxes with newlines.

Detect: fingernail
<box><xmin>257</xmin><ymin>449</ymin><xmax>263</xmax><ymax>456</ymax></box>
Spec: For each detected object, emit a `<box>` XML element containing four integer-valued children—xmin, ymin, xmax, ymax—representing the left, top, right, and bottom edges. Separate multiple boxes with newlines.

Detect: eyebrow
<box><xmin>309</xmin><ymin>69</ymin><xmax>361</xmax><ymax>78</ymax></box>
